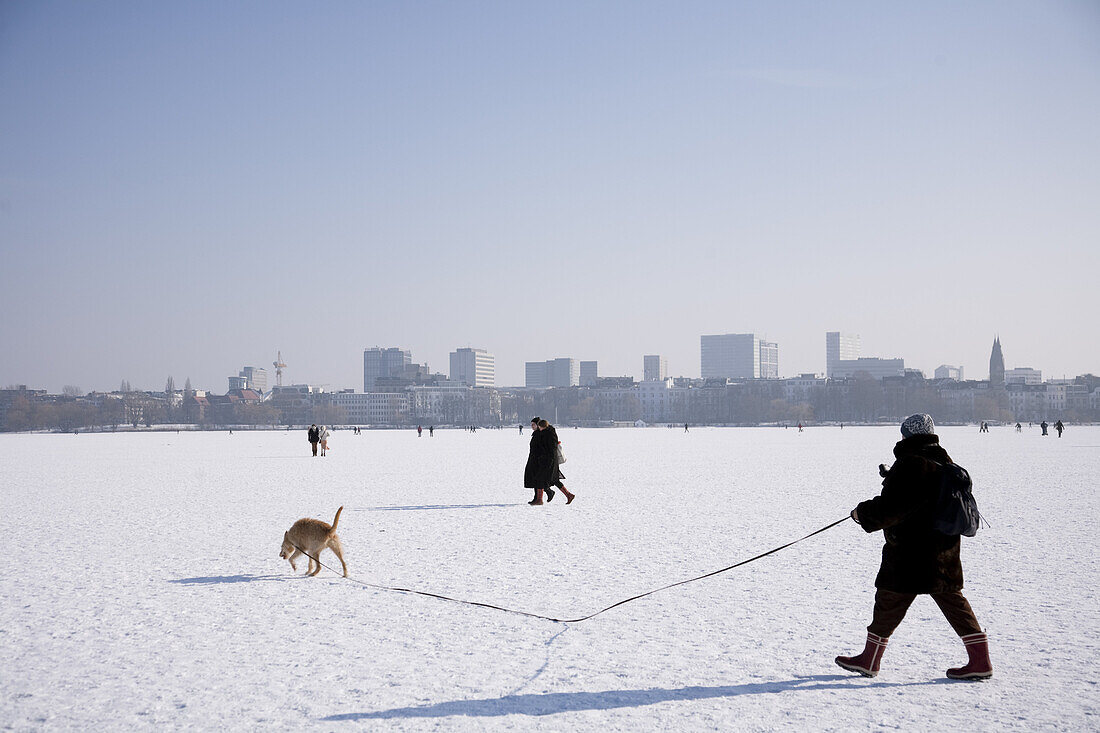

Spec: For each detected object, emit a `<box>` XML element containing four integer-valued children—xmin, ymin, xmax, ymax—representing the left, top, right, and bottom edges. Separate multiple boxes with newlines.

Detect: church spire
<box><xmin>989</xmin><ymin>336</ymin><xmax>1005</xmax><ymax>387</ymax></box>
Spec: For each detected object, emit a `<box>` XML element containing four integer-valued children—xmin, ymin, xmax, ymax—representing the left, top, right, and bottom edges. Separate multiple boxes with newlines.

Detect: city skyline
<box><xmin>5</xmin><ymin>329</ymin><xmax>1092</xmax><ymax>395</ymax></box>
<box><xmin>2</xmin><ymin>3</ymin><xmax>1098</xmax><ymax>393</ymax></box>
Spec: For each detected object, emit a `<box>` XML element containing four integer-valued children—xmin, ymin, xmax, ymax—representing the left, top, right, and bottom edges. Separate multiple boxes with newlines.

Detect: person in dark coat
<box><xmin>307</xmin><ymin>424</ymin><xmax>320</xmax><ymax>457</ymax></box>
<box><xmin>538</xmin><ymin>419</ymin><xmax>574</xmax><ymax>504</ymax></box>
<box><xmin>836</xmin><ymin>413</ymin><xmax>992</xmax><ymax>680</ymax></box>
<box><xmin>523</xmin><ymin>417</ymin><xmax>549</xmax><ymax>504</ymax></box>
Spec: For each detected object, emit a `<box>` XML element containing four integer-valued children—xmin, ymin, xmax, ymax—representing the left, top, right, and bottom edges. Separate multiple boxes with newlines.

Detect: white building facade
<box><xmin>701</xmin><ymin>333</ymin><xmax>778</xmax><ymax>379</ymax></box>
<box><xmin>330</xmin><ymin>391</ymin><xmax>409</xmax><ymax>425</ymax></box>
<box><xmin>831</xmin><ymin>358</ymin><xmax>905</xmax><ymax>380</ymax></box>
<box><xmin>525</xmin><ymin>358</ymin><xmax>579</xmax><ymax>388</ymax></box>
<box><xmin>1005</xmin><ymin>368</ymin><xmax>1042</xmax><ymax>385</ymax></box>
<box><xmin>826</xmin><ymin>332</ymin><xmax>861</xmax><ymax>377</ymax></box>
<box><xmin>449</xmin><ymin>347</ymin><xmax>495</xmax><ymax>388</ymax></box>
<box><xmin>934</xmin><ymin>365</ymin><xmax>964</xmax><ymax>381</ymax></box>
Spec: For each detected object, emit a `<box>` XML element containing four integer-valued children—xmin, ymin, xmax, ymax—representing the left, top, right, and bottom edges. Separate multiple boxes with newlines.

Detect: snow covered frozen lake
<box><xmin>2</xmin><ymin>425</ymin><xmax>1098</xmax><ymax>730</ymax></box>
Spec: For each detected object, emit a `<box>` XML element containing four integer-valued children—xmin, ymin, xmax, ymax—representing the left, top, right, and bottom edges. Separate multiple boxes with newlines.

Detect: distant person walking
<box><xmin>1041</xmin><ymin>421</ymin><xmax>1049</xmax><ymax>436</ymax></box>
<box><xmin>684</xmin><ymin>423</ymin><xmax>689</xmax><ymax>432</ymax></box>
<box><xmin>429</xmin><ymin>426</ymin><xmax>434</xmax><ymax>437</ymax></box>
<box><xmin>836</xmin><ymin>413</ymin><xmax>992</xmax><ymax>680</ymax></box>
<box><xmin>1015</xmin><ymin>423</ymin><xmax>1022</xmax><ymax>433</ymax></box>
<box><xmin>1055</xmin><ymin>420</ymin><xmax>1064</xmax><ymax>438</ymax></box>
<box><xmin>417</xmin><ymin>425</ymin><xmax>422</xmax><ymax>438</ymax></box>
<box><xmin>319</xmin><ymin>425</ymin><xmax>330</xmax><ymax>456</ymax></box>
<box><xmin>308</xmin><ymin>424</ymin><xmax>320</xmax><ymax>457</ymax></box>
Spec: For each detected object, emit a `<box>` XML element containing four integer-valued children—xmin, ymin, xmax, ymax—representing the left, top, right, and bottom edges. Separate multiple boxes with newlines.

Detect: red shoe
<box><xmin>947</xmin><ymin>633</ymin><xmax>993</xmax><ymax>680</ymax></box>
<box><xmin>835</xmin><ymin>632</ymin><xmax>889</xmax><ymax>677</ymax></box>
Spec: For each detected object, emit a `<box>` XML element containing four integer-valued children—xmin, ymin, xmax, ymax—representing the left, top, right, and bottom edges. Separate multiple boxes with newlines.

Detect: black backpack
<box><xmin>930</xmin><ymin>461</ymin><xmax>984</xmax><ymax>537</ymax></box>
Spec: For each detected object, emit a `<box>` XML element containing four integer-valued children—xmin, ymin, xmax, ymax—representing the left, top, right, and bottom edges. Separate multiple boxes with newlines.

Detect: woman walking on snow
<box><xmin>319</xmin><ymin>425</ymin><xmax>330</xmax><ymax>456</ymax></box>
<box><xmin>836</xmin><ymin>413</ymin><xmax>992</xmax><ymax>680</ymax></box>
<box><xmin>523</xmin><ymin>418</ymin><xmax>573</xmax><ymax>505</ymax></box>
<box><xmin>537</xmin><ymin>419</ymin><xmax>574</xmax><ymax>505</ymax></box>
<box><xmin>523</xmin><ymin>417</ymin><xmax>546</xmax><ymax>504</ymax></box>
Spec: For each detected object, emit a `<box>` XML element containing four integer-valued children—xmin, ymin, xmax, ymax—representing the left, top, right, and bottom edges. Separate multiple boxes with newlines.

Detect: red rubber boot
<box><xmin>947</xmin><ymin>632</ymin><xmax>993</xmax><ymax>680</ymax></box>
<box><xmin>835</xmin><ymin>632</ymin><xmax>889</xmax><ymax>677</ymax></box>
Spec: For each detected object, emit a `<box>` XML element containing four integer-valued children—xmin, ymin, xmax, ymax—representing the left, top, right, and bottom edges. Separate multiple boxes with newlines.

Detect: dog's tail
<box><xmin>331</xmin><ymin>505</ymin><xmax>344</xmax><ymax>532</ymax></box>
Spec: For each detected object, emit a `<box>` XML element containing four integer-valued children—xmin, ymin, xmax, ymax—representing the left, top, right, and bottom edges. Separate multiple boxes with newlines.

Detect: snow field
<box><xmin>1</xmin><ymin>426</ymin><xmax>1098</xmax><ymax>730</ymax></box>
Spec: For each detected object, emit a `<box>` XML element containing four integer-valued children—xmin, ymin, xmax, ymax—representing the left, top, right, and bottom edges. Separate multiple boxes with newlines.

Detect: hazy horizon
<box><xmin>2</xmin><ymin>2</ymin><xmax>1098</xmax><ymax>394</ymax></box>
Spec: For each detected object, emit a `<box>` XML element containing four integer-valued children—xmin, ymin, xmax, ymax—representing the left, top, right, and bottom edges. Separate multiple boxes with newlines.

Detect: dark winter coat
<box><xmin>523</xmin><ymin>428</ymin><xmax>561</xmax><ymax>490</ymax></box>
<box><xmin>855</xmin><ymin>433</ymin><xmax>964</xmax><ymax>594</ymax></box>
<box><xmin>308</xmin><ymin>426</ymin><xmax>319</xmax><ymax>443</ymax></box>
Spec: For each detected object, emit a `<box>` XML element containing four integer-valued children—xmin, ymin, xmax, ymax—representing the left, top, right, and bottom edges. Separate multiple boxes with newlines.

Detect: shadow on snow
<box><xmin>351</xmin><ymin>504</ymin><xmax>517</xmax><ymax>511</ymax></box>
<box><xmin>322</xmin><ymin>675</ymin><xmax>952</xmax><ymax>720</ymax></box>
<box><xmin>169</xmin><ymin>574</ymin><xmax>288</xmax><ymax>585</ymax></box>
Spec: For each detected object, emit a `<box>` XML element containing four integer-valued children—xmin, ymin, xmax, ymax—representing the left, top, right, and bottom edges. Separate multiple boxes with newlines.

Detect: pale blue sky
<box><xmin>2</xmin><ymin>1</ymin><xmax>1098</xmax><ymax>392</ymax></box>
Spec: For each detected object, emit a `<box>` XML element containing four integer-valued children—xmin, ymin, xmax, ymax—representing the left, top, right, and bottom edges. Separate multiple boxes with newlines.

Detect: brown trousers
<box><xmin>868</xmin><ymin>588</ymin><xmax>982</xmax><ymax>638</ymax></box>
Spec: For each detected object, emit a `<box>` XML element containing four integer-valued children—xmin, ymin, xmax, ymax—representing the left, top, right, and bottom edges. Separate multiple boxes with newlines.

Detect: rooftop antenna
<box><xmin>273</xmin><ymin>351</ymin><xmax>287</xmax><ymax>387</ymax></box>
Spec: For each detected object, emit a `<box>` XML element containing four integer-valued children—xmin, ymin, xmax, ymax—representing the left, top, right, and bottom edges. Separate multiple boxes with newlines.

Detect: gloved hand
<box><xmin>878</xmin><ymin>463</ymin><xmax>889</xmax><ymax>478</ymax></box>
<box><xmin>850</xmin><ymin>507</ymin><xmax>861</xmax><ymax>524</ymax></box>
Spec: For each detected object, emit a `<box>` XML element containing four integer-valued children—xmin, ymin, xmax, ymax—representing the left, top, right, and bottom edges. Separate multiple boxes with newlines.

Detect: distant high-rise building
<box><xmin>643</xmin><ymin>355</ymin><xmax>668</xmax><ymax>381</ymax></box>
<box><xmin>229</xmin><ymin>366</ymin><xmax>267</xmax><ymax>393</ymax></box>
<box><xmin>449</xmin><ymin>347</ymin><xmax>495</xmax><ymax>387</ymax></box>
<box><xmin>240</xmin><ymin>366</ymin><xmax>267</xmax><ymax>393</ymax></box>
<box><xmin>826</xmin><ymin>332</ymin><xmax>861</xmax><ymax>377</ymax></box>
<box><xmin>989</xmin><ymin>337</ymin><xmax>1005</xmax><ymax>387</ymax></box>
<box><xmin>525</xmin><ymin>358</ymin><xmax>579</xmax><ymax>388</ymax></box>
<box><xmin>701</xmin><ymin>333</ymin><xmax>778</xmax><ymax>379</ymax></box>
<box><xmin>580</xmin><ymin>361</ymin><xmax>598</xmax><ymax>386</ymax></box>
<box><xmin>525</xmin><ymin>362</ymin><xmax>548</xmax><ymax>388</ymax></box>
<box><xmin>364</xmin><ymin>347</ymin><xmax>412</xmax><ymax>391</ymax></box>
<box><xmin>759</xmin><ymin>340</ymin><xmax>779</xmax><ymax>379</ymax></box>
<box><xmin>934</xmin><ymin>365</ymin><xmax>964</xmax><ymax>381</ymax></box>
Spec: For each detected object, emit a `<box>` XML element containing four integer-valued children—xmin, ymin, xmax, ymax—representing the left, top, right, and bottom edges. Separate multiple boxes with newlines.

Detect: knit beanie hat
<box><xmin>900</xmin><ymin>413</ymin><xmax>935</xmax><ymax>438</ymax></box>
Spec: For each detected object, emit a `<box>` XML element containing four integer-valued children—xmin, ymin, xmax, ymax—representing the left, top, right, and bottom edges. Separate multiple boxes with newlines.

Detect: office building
<box><xmin>1005</xmin><ymin>367</ymin><xmax>1042</xmax><ymax>385</ymax></box>
<box><xmin>525</xmin><ymin>358</ymin><xmax>579</xmax><ymax>388</ymax></box>
<box><xmin>830</xmin><ymin>357</ymin><xmax>905</xmax><ymax>380</ymax></box>
<box><xmin>826</xmin><ymin>332</ymin><xmax>861</xmax><ymax>377</ymax></box>
<box><xmin>580</xmin><ymin>361</ymin><xmax>598</xmax><ymax>386</ymax></box>
<box><xmin>701</xmin><ymin>333</ymin><xmax>779</xmax><ymax>380</ymax></box>
<box><xmin>934</xmin><ymin>365</ymin><xmax>964</xmax><ymax>381</ymax></box>
<box><xmin>759</xmin><ymin>340</ymin><xmax>779</xmax><ymax>379</ymax></box>
<box><xmin>643</xmin><ymin>355</ymin><xmax>668</xmax><ymax>381</ymax></box>
<box><xmin>364</xmin><ymin>347</ymin><xmax>412</xmax><ymax>391</ymax></box>
<box><xmin>449</xmin><ymin>347</ymin><xmax>495</xmax><ymax>388</ymax></box>
<box><xmin>240</xmin><ymin>366</ymin><xmax>267</xmax><ymax>393</ymax></box>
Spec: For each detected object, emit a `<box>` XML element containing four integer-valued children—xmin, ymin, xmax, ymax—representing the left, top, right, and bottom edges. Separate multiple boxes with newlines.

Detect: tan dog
<box><xmin>279</xmin><ymin>506</ymin><xmax>348</xmax><ymax>577</ymax></box>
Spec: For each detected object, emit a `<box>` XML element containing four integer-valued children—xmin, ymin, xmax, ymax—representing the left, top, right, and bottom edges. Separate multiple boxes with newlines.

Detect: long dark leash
<box><xmin>290</xmin><ymin>515</ymin><xmax>851</xmax><ymax>624</ymax></box>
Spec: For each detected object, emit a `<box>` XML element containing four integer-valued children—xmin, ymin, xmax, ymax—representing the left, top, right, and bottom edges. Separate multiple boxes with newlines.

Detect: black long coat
<box><xmin>523</xmin><ymin>428</ymin><xmax>561</xmax><ymax>490</ymax></box>
<box><xmin>855</xmin><ymin>433</ymin><xmax>964</xmax><ymax>594</ymax></box>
